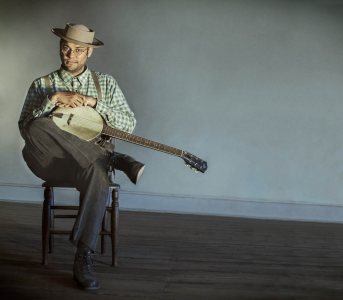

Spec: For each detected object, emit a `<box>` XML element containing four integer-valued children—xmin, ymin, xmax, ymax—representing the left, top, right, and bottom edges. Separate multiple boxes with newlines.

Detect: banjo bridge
<box><xmin>67</xmin><ymin>113</ymin><xmax>74</xmax><ymax>125</ymax></box>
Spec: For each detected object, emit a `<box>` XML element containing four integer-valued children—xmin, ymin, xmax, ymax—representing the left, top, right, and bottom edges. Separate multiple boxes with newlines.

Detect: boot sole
<box><xmin>135</xmin><ymin>165</ymin><xmax>145</xmax><ymax>184</ymax></box>
<box><xmin>74</xmin><ymin>275</ymin><xmax>100</xmax><ymax>290</ymax></box>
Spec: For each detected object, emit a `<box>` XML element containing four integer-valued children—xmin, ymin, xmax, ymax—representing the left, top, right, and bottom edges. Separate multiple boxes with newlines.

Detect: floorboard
<box><xmin>1</xmin><ymin>201</ymin><xmax>343</xmax><ymax>299</ymax></box>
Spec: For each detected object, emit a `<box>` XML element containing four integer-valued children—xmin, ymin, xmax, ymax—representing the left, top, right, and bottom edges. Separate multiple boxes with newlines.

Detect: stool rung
<box><xmin>50</xmin><ymin>230</ymin><xmax>71</xmax><ymax>234</ymax></box>
<box><xmin>51</xmin><ymin>206</ymin><xmax>112</xmax><ymax>210</ymax></box>
<box><xmin>54</xmin><ymin>214</ymin><xmax>77</xmax><ymax>218</ymax></box>
<box><xmin>100</xmin><ymin>231</ymin><xmax>111</xmax><ymax>235</ymax></box>
<box><xmin>50</xmin><ymin>230</ymin><xmax>111</xmax><ymax>235</ymax></box>
<box><xmin>51</xmin><ymin>206</ymin><xmax>79</xmax><ymax>210</ymax></box>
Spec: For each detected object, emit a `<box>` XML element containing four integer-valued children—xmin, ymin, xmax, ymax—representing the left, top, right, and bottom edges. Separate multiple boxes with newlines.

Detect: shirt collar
<box><xmin>58</xmin><ymin>66</ymin><xmax>91</xmax><ymax>86</ymax></box>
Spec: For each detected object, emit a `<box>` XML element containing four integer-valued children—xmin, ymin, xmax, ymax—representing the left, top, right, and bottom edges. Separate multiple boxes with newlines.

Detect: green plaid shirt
<box><xmin>18</xmin><ymin>67</ymin><xmax>136</xmax><ymax>138</ymax></box>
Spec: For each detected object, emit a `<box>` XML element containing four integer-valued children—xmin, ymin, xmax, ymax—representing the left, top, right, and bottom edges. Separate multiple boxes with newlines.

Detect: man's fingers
<box><xmin>55</xmin><ymin>92</ymin><xmax>86</xmax><ymax>107</ymax></box>
<box><xmin>75</xmin><ymin>95</ymin><xmax>85</xmax><ymax>105</ymax></box>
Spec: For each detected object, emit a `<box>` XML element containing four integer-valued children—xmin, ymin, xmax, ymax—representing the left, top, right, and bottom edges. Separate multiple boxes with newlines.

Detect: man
<box><xmin>18</xmin><ymin>23</ymin><xmax>145</xmax><ymax>290</ymax></box>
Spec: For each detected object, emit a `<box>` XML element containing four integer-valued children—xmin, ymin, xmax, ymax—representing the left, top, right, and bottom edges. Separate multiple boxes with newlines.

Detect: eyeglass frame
<box><xmin>60</xmin><ymin>44</ymin><xmax>88</xmax><ymax>56</ymax></box>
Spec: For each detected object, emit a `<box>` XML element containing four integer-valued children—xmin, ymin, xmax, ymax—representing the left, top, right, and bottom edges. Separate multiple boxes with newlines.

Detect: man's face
<box><xmin>60</xmin><ymin>40</ymin><xmax>92</xmax><ymax>76</ymax></box>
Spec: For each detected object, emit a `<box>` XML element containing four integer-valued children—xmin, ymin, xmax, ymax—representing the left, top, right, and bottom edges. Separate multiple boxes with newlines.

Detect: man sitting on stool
<box><xmin>18</xmin><ymin>23</ymin><xmax>145</xmax><ymax>290</ymax></box>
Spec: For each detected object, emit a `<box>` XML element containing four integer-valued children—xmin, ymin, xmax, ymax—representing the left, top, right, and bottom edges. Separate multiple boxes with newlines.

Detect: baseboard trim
<box><xmin>1</xmin><ymin>182</ymin><xmax>343</xmax><ymax>223</ymax></box>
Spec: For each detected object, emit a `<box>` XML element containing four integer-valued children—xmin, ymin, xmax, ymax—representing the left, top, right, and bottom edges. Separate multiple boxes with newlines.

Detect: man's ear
<box><xmin>87</xmin><ymin>47</ymin><xmax>94</xmax><ymax>58</ymax></box>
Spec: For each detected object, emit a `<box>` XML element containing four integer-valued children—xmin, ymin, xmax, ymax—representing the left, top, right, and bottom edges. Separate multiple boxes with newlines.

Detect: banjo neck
<box><xmin>102</xmin><ymin>125</ymin><xmax>184</xmax><ymax>157</ymax></box>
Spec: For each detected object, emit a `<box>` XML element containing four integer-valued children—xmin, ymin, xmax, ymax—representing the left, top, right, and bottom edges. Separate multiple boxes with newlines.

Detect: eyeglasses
<box><xmin>61</xmin><ymin>45</ymin><xmax>88</xmax><ymax>56</ymax></box>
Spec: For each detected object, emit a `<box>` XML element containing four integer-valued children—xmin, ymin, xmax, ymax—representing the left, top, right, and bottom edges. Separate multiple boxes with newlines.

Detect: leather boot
<box><xmin>73</xmin><ymin>245</ymin><xmax>100</xmax><ymax>290</ymax></box>
<box><xmin>110</xmin><ymin>153</ymin><xmax>145</xmax><ymax>184</ymax></box>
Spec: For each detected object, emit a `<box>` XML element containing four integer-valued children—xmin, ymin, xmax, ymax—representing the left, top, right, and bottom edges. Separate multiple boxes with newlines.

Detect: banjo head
<box><xmin>51</xmin><ymin>106</ymin><xmax>104</xmax><ymax>141</ymax></box>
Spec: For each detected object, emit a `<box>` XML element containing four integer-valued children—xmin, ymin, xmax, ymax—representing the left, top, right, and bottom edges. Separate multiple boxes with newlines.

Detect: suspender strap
<box><xmin>91</xmin><ymin>70</ymin><xmax>102</xmax><ymax>101</ymax></box>
<box><xmin>44</xmin><ymin>75</ymin><xmax>51</xmax><ymax>90</ymax></box>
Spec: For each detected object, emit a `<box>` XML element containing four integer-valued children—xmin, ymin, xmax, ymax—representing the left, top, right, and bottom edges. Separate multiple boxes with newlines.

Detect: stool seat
<box><xmin>41</xmin><ymin>180</ymin><xmax>120</xmax><ymax>267</ymax></box>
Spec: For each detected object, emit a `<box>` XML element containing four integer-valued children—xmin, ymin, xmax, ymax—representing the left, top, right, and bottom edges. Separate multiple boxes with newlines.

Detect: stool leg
<box><xmin>111</xmin><ymin>187</ymin><xmax>119</xmax><ymax>267</ymax></box>
<box><xmin>42</xmin><ymin>186</ymin><xmax>52</xmax><ymax>265</ymax></box>
<box><xmin>49</xmin><ymin>187</ymin><xmax>54</xmax><ymax>254</ymax></box>
<box><xmin>101</xmin><ymin>208</ymin><xmax>107</xmax><ymax>254</ymax></box>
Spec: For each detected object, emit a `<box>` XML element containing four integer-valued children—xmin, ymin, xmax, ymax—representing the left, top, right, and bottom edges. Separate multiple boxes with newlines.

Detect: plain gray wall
<box><xmin>1</xmin><ymin>0</ymin><xmax>343</xmax><ymax>219</ymax></box>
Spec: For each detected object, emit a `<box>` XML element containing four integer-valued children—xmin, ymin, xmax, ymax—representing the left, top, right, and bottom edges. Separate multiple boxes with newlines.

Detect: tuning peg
<box><xmin>185</xmin><ymin>163</ymin><xmax>200</xmax><ymax>173</ymax></box>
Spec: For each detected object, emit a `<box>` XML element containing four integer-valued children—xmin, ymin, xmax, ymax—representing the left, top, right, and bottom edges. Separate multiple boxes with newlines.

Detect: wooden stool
<box><xmin>41</xmin><ymin>181</ymin><xmax>120</xmax><ymax>266</ymax></box>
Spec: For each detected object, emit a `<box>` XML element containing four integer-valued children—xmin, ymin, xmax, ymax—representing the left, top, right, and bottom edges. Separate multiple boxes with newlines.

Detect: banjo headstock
<box><xmin>182</xmin><ymin>151</ymin><xmax>207</xmax><ymax>173</ymax></box>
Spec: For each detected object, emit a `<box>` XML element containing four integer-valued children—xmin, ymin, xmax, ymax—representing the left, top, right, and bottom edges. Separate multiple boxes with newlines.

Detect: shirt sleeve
<box><xmin>18</xmin><ymin>78</ymin><xmax>56</xmax><ymax>138</ymax></box>
<box><xmin>95</xmin><ymin>75</ymin><xmax>136</xmax><ymax>134</ymax></box>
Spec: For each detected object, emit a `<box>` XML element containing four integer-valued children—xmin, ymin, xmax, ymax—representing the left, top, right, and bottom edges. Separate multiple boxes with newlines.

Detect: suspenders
<box><xmin>90</xmin><ymin>71</ymin><xmax>102</xmax><ymax>101</ymax></box>
<box><xmin>43</xmin><ymin>70</ymin><xmax>102</xmax><ymax>101</ymax></box>
<box><xmin>44</xmin><ymin>75</ymin><xmax>51</xmax><ymax>91</ymax></box>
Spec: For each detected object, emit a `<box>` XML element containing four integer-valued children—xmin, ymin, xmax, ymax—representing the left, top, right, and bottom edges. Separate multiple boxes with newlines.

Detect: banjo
<box><xmin>50</xmin><ymin>106</ymin><xmax>207</xmax><ymax>173</ymax></box>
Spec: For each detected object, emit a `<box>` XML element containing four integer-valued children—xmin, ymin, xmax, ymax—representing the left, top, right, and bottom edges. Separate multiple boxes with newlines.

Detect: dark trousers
<box><xmin>22</xmin><ymin>117</ymin><xmax>110</xmax><ymax>251</ymax></box>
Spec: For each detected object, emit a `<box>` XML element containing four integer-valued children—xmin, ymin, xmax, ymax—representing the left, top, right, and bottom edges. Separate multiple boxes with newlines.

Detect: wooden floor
<box><xmin>1</xmin><ymin>202</ymin><xmax>343</xmax><ymax>299</ymax></box>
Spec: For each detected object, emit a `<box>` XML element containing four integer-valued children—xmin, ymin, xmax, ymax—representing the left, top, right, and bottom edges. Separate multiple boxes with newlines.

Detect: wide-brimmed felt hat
<box><xmin>52</xmin><ymin>23</ymin><xmax>104</xmax><ymax>48</ymax></box>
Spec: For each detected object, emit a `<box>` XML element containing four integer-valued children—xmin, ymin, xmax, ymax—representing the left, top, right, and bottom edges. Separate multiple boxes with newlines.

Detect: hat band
<box><xmin>64</xmin><ymin>25</ymin><xmax>95</xmax><ymax>44</ymax></box>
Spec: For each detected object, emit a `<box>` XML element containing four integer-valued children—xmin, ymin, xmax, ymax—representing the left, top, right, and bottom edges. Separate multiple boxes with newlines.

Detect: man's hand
<box><xmin>82</xmin><ymin>95</ymin><xmax>97</xmax><ymax>108</ymax></box>
<box><xmin>50</xmin><ymin>92</ymin><xmax>97</xmax><ymax>108</ymax></box>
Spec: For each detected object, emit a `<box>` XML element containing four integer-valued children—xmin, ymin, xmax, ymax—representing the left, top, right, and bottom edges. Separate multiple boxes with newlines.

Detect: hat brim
<box><xmin>52</xmin><ymin>28</ymin><xmax>104</xmax><ymax>48</ymax></box>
